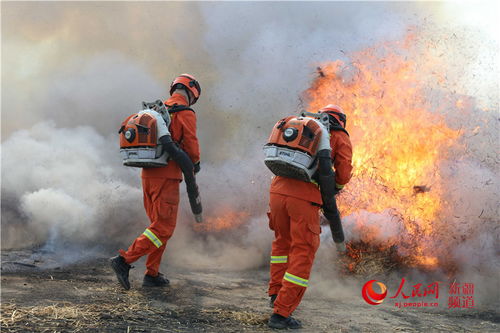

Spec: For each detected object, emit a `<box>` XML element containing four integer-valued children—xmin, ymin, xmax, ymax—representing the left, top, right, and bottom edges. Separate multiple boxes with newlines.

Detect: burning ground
<box><xmin>306</xmin><ymin>29</ymin><xmax>499</xmax><ymax>275</ymax></box>
<box><xmin>2</xmin><ymin>2</ymin><xmax>500</xmax><ymax>332</ymax></box>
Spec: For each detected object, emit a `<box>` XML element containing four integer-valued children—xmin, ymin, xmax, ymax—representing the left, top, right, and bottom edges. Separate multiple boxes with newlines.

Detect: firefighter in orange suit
<box><xmin>267</xmin><ymin>105</ymin><xmax>352</xmax><ymax>329</ymax></box>
<box><xmin>111</xmin><ymin>74</ymin><xmax>201</xmax><ymax>289</ymax></box>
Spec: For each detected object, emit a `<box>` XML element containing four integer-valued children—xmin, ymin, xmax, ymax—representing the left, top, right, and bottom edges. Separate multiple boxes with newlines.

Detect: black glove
<box><xmin>194</xmin><ymin>161</ymin><xmax>201</xmax><ymax>174</ymax></box>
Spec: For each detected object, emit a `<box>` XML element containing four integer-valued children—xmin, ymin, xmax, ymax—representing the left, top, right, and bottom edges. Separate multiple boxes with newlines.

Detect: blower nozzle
<box><xmin>159</xmin><ymin>135</ymin><xmax>203</xmax><ymax>222</ymax></box>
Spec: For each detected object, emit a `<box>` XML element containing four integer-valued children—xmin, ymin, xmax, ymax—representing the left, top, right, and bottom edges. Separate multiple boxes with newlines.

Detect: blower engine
<box><xmin>263</xmin><ymin>112</ymin><xmax>331</xmax><ymax>181</ymax></box>
<box><xmin>119</xmin><ymin>100</ymin><xmax>171</xmax><ymax>167</ymax></box>
<box><xmin>263</xmin><ymin>111</ymin><xmax>346</xmax><ymax>251</ymax></box>
<box><xmin>119</xmin><ymin>100</ymin><xmax>203</xmax><ymax>223</ymax></box>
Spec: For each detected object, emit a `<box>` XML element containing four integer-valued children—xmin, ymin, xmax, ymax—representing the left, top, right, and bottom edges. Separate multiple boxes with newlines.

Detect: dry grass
<box><xmin>2</xmin><ymin>303</ymin><xmax>98</xmax><ymax>329</ymax></box>
<box><xmin>340</xmin><ymin>240</ymin><xmax>461</xmax><ymax>277</ymax></box>
<box><xmin>1</xmin><ymin>295</ymin><xmax>267</xmax><ymax>332</ymax></box>
<box><xmin>201</xmin><ymin>308</ymin><xmax>268</xmax><ymax>326</ymax></box>
<box><xmin>0</xmin><ymin>293</ymin><xmax>158</xmax><ymax>331</ymax></box>
<box><xmin>338</xmin><ymin>241</ymin><xmax>414</xmax><ymax>277</ymax></box>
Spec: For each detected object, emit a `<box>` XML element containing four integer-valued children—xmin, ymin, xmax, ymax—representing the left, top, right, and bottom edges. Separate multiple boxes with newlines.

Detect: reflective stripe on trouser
<box><xmin>269</xmin><ymin>255</ymin><xmax>288</xmax><ymax>293</ymax></box>
<box><xmin>270</xmin><ymin>256</ymin><xmax>288</xmax><ymax>264</ymax></box>
<box><xmin>283</xmin><ymin>272</ymin><xmax>308</xmax><ymax>287</ymax></box>
<box><xmin>119</xmin><ymin>178</ymin><xmax>180</xmax><ymax>277</ymax></box>
<box><xmin>268</xmin><ymin>193</ymin><xmax>320</xmax><ymax>318</ymax></box>
<box><xmin>269</xmin><ymin>253</ymin><xmax>288</xmax><ymax>295</ymax></box>
<box><xmin>143</xmin><ymin>228</ymin><xmax>163</xmax><ymax>248</ymax></box>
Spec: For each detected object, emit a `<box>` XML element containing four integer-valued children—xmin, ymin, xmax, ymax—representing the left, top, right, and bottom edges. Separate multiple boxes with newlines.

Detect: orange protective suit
<box><xmin>268</xmin><ymin>128</ymin><xmax>352</xmax><ymax>317</ymax></box>
<box><xmin>119</xmin><ymin>93</ymin><xmax>200</xmax><ymax>276</ymax></box>
<box><xmin>330</xmin><ymin>130</ymin><xmax>352</xmax><ymax>188</ymax></box>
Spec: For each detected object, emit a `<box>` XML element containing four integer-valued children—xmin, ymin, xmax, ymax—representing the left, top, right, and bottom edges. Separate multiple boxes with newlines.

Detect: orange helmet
<box><xmin>169</xmin><ymin>73</ymin><xmax>201</xmax><ymax>105</ymax></box>
<box><xmin>319</xmin><ymin>104</ymin><xmax>347</xmax><ymax>128</ymax></box>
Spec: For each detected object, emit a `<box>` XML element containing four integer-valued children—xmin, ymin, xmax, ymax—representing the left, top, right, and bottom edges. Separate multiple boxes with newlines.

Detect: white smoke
<box><xmin>1</xmin><ymin>121</ymin><xmax>145</xmax><ymax>248</ymax></box>
<box><xmin>1</xmin><ymin>1</ymin><xmax>498</xmax><ymax>298</ymax></box>
<box><xmin>342</xmin><ymin>210</ymin><xmax>404</xmax><ymax>245</ymax></box>
<box><xmin>439</xmin><ymin>119</ymin><xmax>500</xmax><ymax>274</ymax></box>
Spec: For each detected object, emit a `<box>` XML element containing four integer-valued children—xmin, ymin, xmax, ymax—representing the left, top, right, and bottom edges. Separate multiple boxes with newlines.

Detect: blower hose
<box><xmin>159</xmin><ymin>135</ymin><xmax>203</xmax><ymax>223</ymax></box>
<box><xmin>317</xmin><ymin>149</ymin><xmax>345</xmax><ymax>243</ymax></box>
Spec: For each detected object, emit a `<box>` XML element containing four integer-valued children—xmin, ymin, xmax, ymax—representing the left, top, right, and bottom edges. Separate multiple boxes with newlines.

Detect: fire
<box><xmin>194</xmin><ymin>210</ymin><xmax>249</xmax><ymax>233</ymax></box>
<box><xmin>305</xmin><ymin>32</ymin><xmax>464</xmax><ymax>270</ymax></box>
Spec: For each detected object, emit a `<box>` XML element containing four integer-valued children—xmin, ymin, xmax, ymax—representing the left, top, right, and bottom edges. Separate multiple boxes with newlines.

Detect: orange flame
<box><xmin>194</xmin><ymin>210</ymin><xmax>249</xmax><ymax>233</ymax></box>
<box><xmin>305</xmin><ymin>32</ymin><xmax>463</xmax><ymax>269</ymax></box>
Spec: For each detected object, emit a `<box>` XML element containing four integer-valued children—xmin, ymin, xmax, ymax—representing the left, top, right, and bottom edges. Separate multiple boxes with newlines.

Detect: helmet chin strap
<box><xmin>172</xmin><ymin>88</ymin><xmax>191</xmax><ymax>105</ymax></box>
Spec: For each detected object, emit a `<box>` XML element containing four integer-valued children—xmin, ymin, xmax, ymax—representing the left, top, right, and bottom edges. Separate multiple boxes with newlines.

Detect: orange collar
<box><xmin>165</xmin><ymin>93</ymin><xmax>189</xmax><ymax>107</ymax></box>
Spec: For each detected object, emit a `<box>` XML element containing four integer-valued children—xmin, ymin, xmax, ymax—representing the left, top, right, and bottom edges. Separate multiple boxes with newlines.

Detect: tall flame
<box><xmin>305</xmin><ymin>32</ymin><xmax>463</xmax><ymax>269</ymax></box>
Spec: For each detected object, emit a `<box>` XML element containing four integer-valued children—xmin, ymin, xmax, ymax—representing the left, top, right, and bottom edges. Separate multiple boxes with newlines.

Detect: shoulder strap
<box><xmin>167</xmin><ymin>105</ymin><xmax>195</xmax><ymax>114</ymax></box>
<box><xmin>330</xmin><ymin>125</ymin><xmax>349</xmax><ymax>136</ymax></box>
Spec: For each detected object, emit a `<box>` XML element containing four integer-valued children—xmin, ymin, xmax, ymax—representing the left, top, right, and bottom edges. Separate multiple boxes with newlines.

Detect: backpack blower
<box><xmin>119</xmin><ymin>100</ymin><xmax>203</xmax><ymax>223</ymax></box>
<box><xmin>263</xmin><ymin>111</ymin><xmax>345</xmax><ymax>251</ymax></box>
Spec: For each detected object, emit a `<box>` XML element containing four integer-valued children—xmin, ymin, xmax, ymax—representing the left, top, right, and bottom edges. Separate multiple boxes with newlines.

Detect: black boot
<box><xmin>268</xmin><ymin>313</ymin><xmax>302</xmax><ymax>329</ymax></box>
<box><xmin>143</xmin><ymin>272</ymin><xmax>170</xmax><ymax>287</ymax></box>
<box><xmin>110</xmin><ymin>255</ymin><xmax>131</xmax><ymax>290</ymax></box>
<box><xmin>269</xmin><ymin>294</ymin><xmax>277</xmax><ymax>308</ymax></box>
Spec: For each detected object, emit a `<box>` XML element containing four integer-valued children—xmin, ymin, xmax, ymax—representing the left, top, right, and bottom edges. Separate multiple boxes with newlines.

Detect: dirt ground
<box><xmin>1</xmin><ymin>250</ymin><xmax>499</xmax><ymax>333</ymax></box>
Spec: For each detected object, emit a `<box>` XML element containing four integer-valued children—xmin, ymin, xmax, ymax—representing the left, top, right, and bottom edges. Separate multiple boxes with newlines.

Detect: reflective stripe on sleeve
<box><xmin>283</xmin><ymin>272</ymin><xmax>309</xmax><ymax>287</ymax></box>
<box><xmin>270</xmin><ymin>256</ymin><xmax>288</xmax><ymax>264</ymax></box>
<box><xmin>336</xmin><ymin>183</ymin><xmax>345</xmax><ymax>189</ymax></box>
<box><xmin>143</xmin><ymin>228</ymin><xmax>163</xmax><ymax>248</ymax></box>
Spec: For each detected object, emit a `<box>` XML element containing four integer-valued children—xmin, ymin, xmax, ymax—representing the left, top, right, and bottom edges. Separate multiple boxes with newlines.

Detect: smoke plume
<box><xmin>2</xmin><ymin>1</ymin><xmax>498</xmax><ymax>298</ymax></box>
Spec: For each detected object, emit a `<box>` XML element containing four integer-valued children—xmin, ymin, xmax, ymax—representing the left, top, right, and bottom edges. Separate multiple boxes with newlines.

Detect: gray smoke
<box><xmin>1</xmin><ymin>1</ymin><xmax>412</xmax><ymax>251</ymax></box>
<box><xmin>1</xmin><ymin>1</ymin><xmax>498</xmax><ymax>295</ymax></box>
<box><xmin>1</xmin><ymin>121</ymin><xmax>145</xmax><ymax>248</ymax></box>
